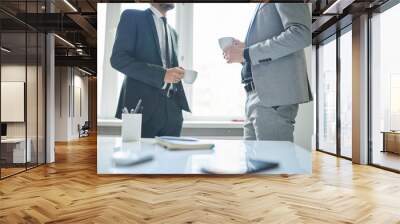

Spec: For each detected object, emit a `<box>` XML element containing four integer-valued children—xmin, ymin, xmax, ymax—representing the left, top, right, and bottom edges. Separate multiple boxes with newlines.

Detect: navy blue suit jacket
<box><xmin>110</xmin><ymin>9</ymin><xmax>190</xmax><ymax>122</ymax></box>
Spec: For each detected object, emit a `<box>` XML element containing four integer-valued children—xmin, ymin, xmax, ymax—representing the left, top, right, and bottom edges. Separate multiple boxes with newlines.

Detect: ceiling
<box><xmin>311</xmin><ymin>0</ymin><xmax>390</xmax><ymax>43</ymax></box>
<box><xmin>1</xmin><ymin>0</ymin><xmax>98</xmax><ymax>74</ymax></box>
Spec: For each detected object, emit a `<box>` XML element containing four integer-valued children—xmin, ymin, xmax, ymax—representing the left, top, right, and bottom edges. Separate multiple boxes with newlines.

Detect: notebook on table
<box><xmin>155</xmin><ymin>136</ymin><xmax>214</xmax><ymax>150</ymax></box>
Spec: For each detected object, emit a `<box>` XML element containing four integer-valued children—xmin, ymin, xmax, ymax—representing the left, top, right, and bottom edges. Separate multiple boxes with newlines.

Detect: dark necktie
<box><xmin>161</xmin><ymin>16</ymin><xmax>175</xmax><ymax>96</ymax></box>
<box><xmin>161</xmin><ymin>17</ymin><xmax>171</xmax><ymax>68</ymax></box>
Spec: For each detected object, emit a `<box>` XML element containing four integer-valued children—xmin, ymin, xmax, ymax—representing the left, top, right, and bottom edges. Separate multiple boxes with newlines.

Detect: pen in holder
<box><xmin>122</xmin><ymin>113</ymin><xmax>142</xmax><ymax>142</ymax></box>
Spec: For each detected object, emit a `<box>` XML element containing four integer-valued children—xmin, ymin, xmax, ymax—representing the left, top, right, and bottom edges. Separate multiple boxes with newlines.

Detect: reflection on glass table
<box><xmin>97</xmin><ymin>136</ymin><xmax>311</xmax><ymax>175</ymax></box>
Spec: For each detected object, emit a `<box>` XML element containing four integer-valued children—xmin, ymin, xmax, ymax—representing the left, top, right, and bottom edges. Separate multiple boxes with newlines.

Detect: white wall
<box><xmin>55</xmin><ymin>67</ymin><xmax>68</xmax><ymax>141</ymax></box>
<box><xmin>98</xmin><ymin>3</ymin><xmax>121</xmax><ymax>119</ymax></box>
<box><xmin>55</xmin><ymin>67</ymin><xmax>89</xmax><ymax>141</ymax></box>
<box><xmin>293</xmin><ymin>4</ymin><xmax>314</xmax><ymax>151</ymax></box>
<box><xmin>1</xmin><ymin>63</ymin><xmax>47</xmax><ymax>164</ymax></box>
<box><xmin>71</xmin><ymin>74</ymin><xmax>89</xmax><ymax>138</ymax></box>
<box><xmin>1</xmin><ymin>65</ymin><xmax>39</xmax><ymax>138</ymax></box>
<box><xmin>294</xmin><ymin>46</ymin><xmax>315</xmax><ymax>150</ymax></box>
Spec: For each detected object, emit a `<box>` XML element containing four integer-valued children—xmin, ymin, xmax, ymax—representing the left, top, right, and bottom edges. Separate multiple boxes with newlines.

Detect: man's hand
<box><xmin>223</xmin><ymin>38</ymin><xmax>245</xmax><ymax>64</ymax></box>
<box><xmin>164</xmin><ymin>67</ymin><xmax>184</xmax><ymax>83</ymax></box>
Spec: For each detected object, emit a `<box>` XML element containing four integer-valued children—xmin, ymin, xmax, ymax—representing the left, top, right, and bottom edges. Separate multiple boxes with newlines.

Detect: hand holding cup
<box><xmin>164</xmin><ymin>67</ymin><xmax>185</xmax><ymax>83</ymax></box>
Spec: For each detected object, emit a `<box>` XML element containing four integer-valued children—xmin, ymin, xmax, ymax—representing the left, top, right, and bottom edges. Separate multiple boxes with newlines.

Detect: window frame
<box><xmin>368</xmin><ymin>0</ymin><xmax>400</xmax><ymax>173</ymax></box>
<box><xmin>98</xmin><ymin>3</ymin><xmax>250</xmax><ymax>122</ymax></box>
<box><xmin>177</xmin><ymin>3</ymin><xmax>253</xmax><ymax>121</ymax></box>
<box><xmin>0</xmin><ymin>1</ymin><xmax>47</xmax><ymax>180</ymax></box>
<box><xmin>315</xmin><ymin>24</ymin><xmax>353</xmax><ymax>161</ymax></box>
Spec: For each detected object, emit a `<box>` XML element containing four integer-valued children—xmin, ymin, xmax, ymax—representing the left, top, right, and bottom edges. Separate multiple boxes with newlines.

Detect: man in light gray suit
<box><xmin>224</xmin><ymin>3</ymin><xmax>312</xmax><ymax>141</ymax></box>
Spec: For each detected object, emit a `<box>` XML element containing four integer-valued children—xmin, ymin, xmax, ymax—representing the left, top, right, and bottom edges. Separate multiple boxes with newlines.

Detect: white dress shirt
<box><xmin>149</xmin><ymin>6</ymin><xmax>173</xmax><ymax>89</ymax></box>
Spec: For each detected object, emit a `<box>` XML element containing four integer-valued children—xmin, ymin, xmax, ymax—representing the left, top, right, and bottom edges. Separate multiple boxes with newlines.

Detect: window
<box><xmin>97</xmin><ymin>3</ymin><xmax>256</xmax><ymax>121</ymax></box>
<box><xmin>0</xmin><ymin>1</ymin><xmax>46</xmax><ymax>179</ymax></box>
<box><xmin>339</xmin><ymin>28</ymin><xmax>352</xmax><ymax>158</ymax></box>
<box><xmin>316</xmin><ymin>28</ymin><xmax>353</xmax><ymax>159</ymax></box>
<box><xmin>390</xmin><ymin>74</ymin><xmax>400</xmax><ymax>130</ymax></box>
<box><xmin>190</xmin><ymin>3</ymin><xmax>256</xmax><ymax>119</ymax></box>
<box><xmin>371</xmin><ymin>3</ymin><xmax>400</xmax><ymax>171</ymax></box>
<box><xmin>119</xmin><ymin>4</ymin><xmax>176</xmax><ymax>93</ymax></box>
<box><xmin>97</xmin><ymin>3</ymin><xmax>175</xmax><ymax>118</ymax></box>
<box><xmin>317</xmin><ymin>37</ymin><xmax>337</xmax><ymax>154</ymax></box>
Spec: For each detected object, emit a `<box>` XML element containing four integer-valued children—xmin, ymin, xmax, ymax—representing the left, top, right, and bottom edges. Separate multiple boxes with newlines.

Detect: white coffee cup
<box><xmin>122</xmin><ymin>113</ymin><xmax>142</xmax><ymax>142</ymax></box>
<box><xmin>218</xmin><ymin>37</ymin><xmax>234</xmax><ymax>50</ymax></box>
<box><xmin>183</xmin><ymin>69</ymin><xmax>198</xmax><ymax>84</ymax></box>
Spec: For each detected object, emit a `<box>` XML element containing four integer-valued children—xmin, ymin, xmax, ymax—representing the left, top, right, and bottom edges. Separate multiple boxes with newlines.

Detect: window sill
<box><xmin>183</xmin><ymin>120</ymin><xmax>243</xmax><ymax>129</ymax></box>
<box><xmin>98</xmin><ymin>118</ymin><xmax>244</xmax><ymax>129</ymax></box>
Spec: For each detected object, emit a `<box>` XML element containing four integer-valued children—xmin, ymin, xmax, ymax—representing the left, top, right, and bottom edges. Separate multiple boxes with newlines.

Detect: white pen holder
<box><xmin>122</xmin><ymin>113</ymin><xmax>142</xmax><ymax>142</ymax></box>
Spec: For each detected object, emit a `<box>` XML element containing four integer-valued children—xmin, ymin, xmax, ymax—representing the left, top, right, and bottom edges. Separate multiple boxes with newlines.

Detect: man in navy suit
<box><xmin>111</xmin><ymin>3</ymin><xmax>190</xmax><ymax>138</ymax></box>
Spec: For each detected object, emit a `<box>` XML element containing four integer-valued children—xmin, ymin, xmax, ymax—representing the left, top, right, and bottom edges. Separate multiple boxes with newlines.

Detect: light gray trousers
<box><xmin>244</xmin><ymin>91</ymin><xmax>299</xmax><ymax>141</ymax></box>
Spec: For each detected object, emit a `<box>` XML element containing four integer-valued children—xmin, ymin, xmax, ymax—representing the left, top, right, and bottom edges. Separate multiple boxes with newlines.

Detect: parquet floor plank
<box><xmin>0</xmin><ymin>135</ymin><xmax>399</xmax><ymax>223</ymax></box>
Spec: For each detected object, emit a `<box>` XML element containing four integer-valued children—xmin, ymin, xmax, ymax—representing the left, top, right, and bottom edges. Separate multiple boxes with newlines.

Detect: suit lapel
<box><xmin>145</xmin><ymin>9</ymin><xmax>162</xmax><ymax>61</ymax></box>
<box><xmin>245</xmin><ymin>3</ymin><xmax>263</xmax><ymax>44</ymax></box>
<box><xmin>170</xmin><ymin>29</ymin><xmax>178</xmax><ymax>67</ymax></box>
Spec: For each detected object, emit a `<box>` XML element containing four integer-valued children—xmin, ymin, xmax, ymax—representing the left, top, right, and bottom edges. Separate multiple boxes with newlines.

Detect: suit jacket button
<box><xmin>259</xmin><ymin>58</ymin><xmax>271</xmax><ymax>63</ymax></box>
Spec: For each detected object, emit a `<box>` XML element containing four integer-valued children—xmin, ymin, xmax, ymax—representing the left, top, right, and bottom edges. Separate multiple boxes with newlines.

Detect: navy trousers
<box><xmin>141</xmin><ymin>92</ymin><xmax>183</xmax><ymax>138</ymax></box>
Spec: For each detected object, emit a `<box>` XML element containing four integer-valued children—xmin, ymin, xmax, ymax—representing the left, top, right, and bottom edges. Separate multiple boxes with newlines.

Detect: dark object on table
<box><xmin>112</xmin><ymin>152</ymin><xmax>154</xmax><ymax>167</ymax></box>
<box><xmin>201</xmin><ymin>159</ymin><xmax>279</xmax><ymax>174</ymax></box>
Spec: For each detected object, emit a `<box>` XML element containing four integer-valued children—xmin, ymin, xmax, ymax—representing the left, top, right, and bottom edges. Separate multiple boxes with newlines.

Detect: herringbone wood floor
<box><xmin>1</xmin><ymin>135</ymin><xmax>400</xmax><ymax>224</ymax></box>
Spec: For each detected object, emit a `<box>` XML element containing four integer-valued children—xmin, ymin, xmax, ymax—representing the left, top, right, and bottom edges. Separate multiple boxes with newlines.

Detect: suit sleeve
<box><xmin>248</xmin><ymin>3</ymin><xmax>311</xmax><ymax>66</ymax></box>
<box><xmin>110</xmin><ymin>10</ymin><xmax>166</xmax><ymax>88</ymax></box>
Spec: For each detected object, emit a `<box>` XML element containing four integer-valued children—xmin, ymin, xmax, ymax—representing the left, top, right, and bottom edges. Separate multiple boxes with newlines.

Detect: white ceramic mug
<box><xmin>122</xmin><ymin>113</ymin><xmax>142</xmax><ymax>142</ymax></box>
<box><xmin>183</xmin><ymin>69</ymin><xmax>198</xmax><ymax>84</ymax></box>
<box><xmin>218</xmin><ymin>37</ymin><xmax>234</xmax><ymax>50</ymax></box>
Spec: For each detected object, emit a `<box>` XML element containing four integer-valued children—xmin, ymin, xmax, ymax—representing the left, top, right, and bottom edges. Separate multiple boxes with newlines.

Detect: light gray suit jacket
<box><xmin>246</xmin><ymin>3</ymin><xmax>312</xmax><ymax>106</ymax></box>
